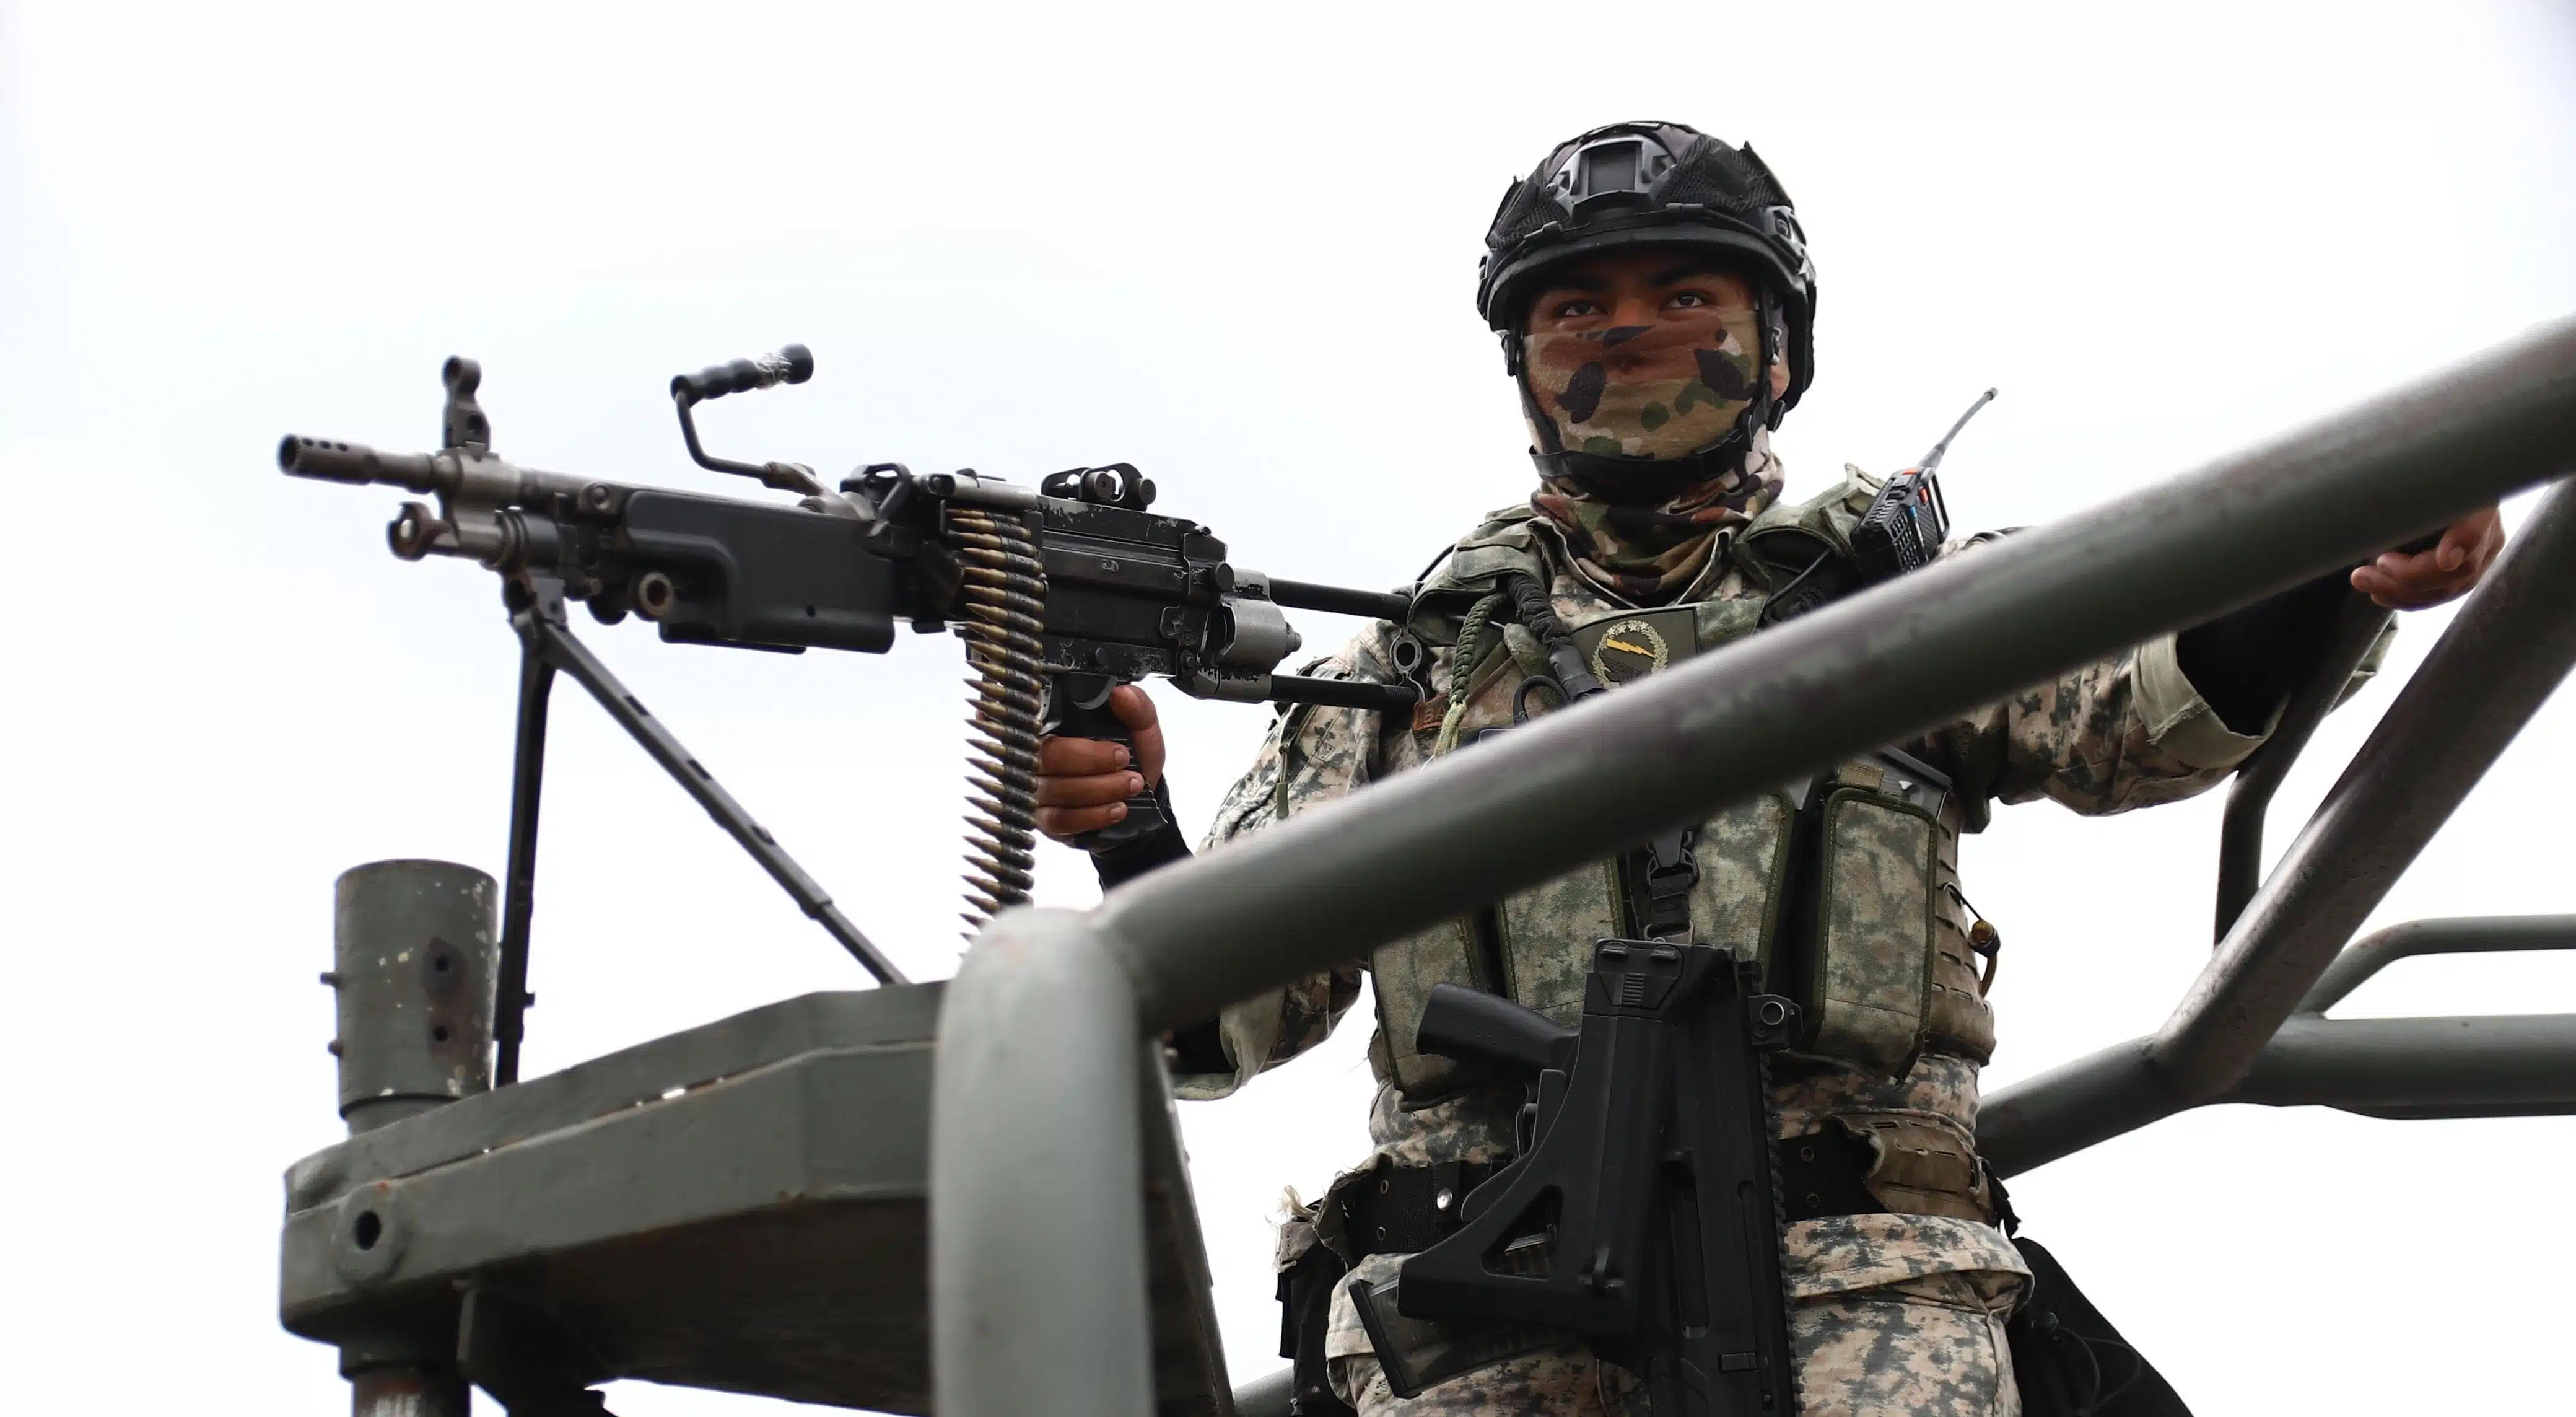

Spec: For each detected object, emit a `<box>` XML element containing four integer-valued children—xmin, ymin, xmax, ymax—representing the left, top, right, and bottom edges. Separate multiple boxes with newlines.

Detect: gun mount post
<box><xmin>331</xmin><ymin>860</ymin><xmax>500</xmax><ymax>1132</ymax></box>
<box><xmin>327</xmin><ymin>858</ymin><xmax>500</xmax><ymax>1416</ymax></box>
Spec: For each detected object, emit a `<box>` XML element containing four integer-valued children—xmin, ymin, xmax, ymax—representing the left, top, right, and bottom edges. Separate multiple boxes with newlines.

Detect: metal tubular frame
<box><xmin>1981</xmin><ymin>916</ymin><xmax>2576</xmax><ymax>1180</ymax></box>
<box><xmin>2154</xmin><ymin>475</ymin><xmax>2576</xmax><ymax>1090</ymax></box>
<box><xmin>932</xmin><ymin>317</ymin><xmax>2576</xmax><ymax>1416</ymax></box>
<box><xmin>1981</xmin><ymin>480</ymin><xmax>2576</xmax><ymax>1174</ymax></box>
<box><xmin>2211</xmin><ymin>594</ymin><xmax>2391</xmax><ymax>941</ymax></box>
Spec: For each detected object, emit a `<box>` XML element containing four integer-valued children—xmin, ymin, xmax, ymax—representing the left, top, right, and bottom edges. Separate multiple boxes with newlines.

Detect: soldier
<box><xmin>1036</xmin><ymin>121</ymin><xmax>2505</xmax><ymax>1416</ymax></box>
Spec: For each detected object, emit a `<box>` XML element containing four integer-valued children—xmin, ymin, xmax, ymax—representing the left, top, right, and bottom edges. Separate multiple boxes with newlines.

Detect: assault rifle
<box><xmin>1349</xmin><ymin>941</ymin><xmax>1802</xmax><ymax>1415</ymax></box>
<box><xmin>283</xmin><ymin>346</ymin><xmax>1421</xmax><ymax>1079</ymax></box>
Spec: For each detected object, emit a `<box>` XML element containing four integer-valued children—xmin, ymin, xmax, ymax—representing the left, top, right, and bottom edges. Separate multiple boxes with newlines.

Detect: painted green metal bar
<box><xmin>932</xmin><ymin>909</ymin><xmax>1158</xmax><ymax>1417</ymax></box>
<box><xmin>1984</xmin><ymin>916</ymin><xmax>2576</xmax><ymax>1175</ymax></box>
<box><xmin>2299</xmin><ymin>914</ymin><xmax>2576</xmax><ymax>1014</ymax></box>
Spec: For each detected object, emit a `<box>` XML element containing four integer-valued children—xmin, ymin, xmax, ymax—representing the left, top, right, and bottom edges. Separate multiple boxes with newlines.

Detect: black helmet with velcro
<box><xmin>1478</xmin><ymin>121</ymin><xmax>1817</xmax><ymax>417</ymax></box>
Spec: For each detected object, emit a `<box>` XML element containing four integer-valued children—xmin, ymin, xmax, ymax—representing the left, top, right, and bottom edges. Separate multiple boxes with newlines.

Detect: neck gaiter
<box><xmin>1529</xmin><ymin>428</ymin><xmax>1784</xmax><ymax>603</ymax></box>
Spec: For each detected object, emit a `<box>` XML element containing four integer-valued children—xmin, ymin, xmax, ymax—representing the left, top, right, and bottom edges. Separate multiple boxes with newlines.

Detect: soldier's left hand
<box><xmin>2351</xmin><ymin>506</ymin><xmax>2505</xmax><ymax>610</ymax></box>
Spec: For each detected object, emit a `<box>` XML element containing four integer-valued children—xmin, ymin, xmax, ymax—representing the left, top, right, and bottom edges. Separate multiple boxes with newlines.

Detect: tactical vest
<box><xmin>1364</xmin><ymin>473</ymin><xmax>1997</xmax><ymax>1103</ymax></box>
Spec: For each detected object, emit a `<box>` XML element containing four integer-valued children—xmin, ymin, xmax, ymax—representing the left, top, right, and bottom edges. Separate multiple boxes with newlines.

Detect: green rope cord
<box><xmin>1433</xmin><ymin>590</ymin><xmax>1511</xmax><ymax>755</ymax></box>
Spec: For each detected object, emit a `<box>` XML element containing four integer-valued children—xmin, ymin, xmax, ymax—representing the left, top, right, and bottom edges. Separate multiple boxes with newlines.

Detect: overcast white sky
<box><xmin>6</xmin><ymin>3</ymin><xmax>2575</xmax><ymax>1413</ymax></box>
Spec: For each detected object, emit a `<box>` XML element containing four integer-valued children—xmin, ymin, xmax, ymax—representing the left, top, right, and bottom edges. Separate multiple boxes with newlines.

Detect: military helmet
<box><xmin>1478</xmin><ymin>121</ymin><xmax>1817</xmax><ymax>416</ymax></box>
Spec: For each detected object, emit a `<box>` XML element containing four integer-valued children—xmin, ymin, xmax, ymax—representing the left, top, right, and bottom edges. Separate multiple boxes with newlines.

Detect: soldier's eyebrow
<box><xmin>1651</xmin><ymin>262</ymin><xmax>1732</xmax><ymax>287</ymax></box>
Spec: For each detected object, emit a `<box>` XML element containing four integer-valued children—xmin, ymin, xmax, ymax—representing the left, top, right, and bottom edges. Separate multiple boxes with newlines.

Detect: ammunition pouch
<box><xmin>1773</xmin><ymin>752</ymin><xmax>1952</xmax><ymax>1081</ymax></box>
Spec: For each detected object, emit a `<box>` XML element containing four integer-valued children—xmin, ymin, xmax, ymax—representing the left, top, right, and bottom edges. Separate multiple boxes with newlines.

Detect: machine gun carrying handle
<box><xmin>670</xmin><ymin>344</ymin><xmax>815</xmax><ymax>405</ymax></box>
<box><xmin>1046</xmin><ymin>672</ymin><xmax>1168</xmax><ymax>853</ymax></box>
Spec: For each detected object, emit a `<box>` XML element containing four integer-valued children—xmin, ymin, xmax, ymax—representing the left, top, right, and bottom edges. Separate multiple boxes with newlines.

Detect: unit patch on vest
<box><xmin>1586</xmin><ymin>616</ymin><xmax>1672</xmax><ymax>685</ymax></box>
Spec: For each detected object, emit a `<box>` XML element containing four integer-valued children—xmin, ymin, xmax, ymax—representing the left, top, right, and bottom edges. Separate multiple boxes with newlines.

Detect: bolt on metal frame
<box><xmin>933</xmin><ymin>317</ymin><xmax>2576</xmax><ymax>1417</ymax></box>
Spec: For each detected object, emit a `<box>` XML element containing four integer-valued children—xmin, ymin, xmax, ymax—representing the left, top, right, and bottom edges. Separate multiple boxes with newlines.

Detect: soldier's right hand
<box><xmin>1036</xmin><ymin>683</ymin><xmax>1165</xmax><ymax>844</ymax></box>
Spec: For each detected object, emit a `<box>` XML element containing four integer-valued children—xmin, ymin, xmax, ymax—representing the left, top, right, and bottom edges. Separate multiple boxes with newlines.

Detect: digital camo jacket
<box><xmin>1169</xmin><ymin>463</ymin><xmax>2367</xmax><ymax>1336</ymax></box>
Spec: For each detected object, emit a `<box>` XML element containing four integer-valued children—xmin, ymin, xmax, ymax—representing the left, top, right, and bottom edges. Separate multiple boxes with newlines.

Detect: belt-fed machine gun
<box><xmin>282</xmin><ymin>345</ymin><xmax>1420</xmax><ymax>1080</ymax></box>
<box><xmin>1350</xmin><ymin>943</ymin><xmax>1803</xmax><ymax>1416</ymax></box>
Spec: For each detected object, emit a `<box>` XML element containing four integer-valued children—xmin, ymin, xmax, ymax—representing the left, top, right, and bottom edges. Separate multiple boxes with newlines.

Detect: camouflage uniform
<box><xmin>1175</xmin><ymin>457</ymin><xmax>2352</xmax><ymax>1415</ymax></box>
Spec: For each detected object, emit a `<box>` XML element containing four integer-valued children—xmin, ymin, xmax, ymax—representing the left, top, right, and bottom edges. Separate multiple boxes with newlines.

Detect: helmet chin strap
<box><xmin>1515</xmin><ymin>289</ymin><xmax>1784</xmax><ymax>504</ymax></box>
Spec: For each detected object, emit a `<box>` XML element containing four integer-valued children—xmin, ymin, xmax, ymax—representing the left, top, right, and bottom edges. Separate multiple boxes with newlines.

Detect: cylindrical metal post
<box><xmin>326</xmin><ymin>859</ymin><xmax>499</xmax><ymax>1417</ymax></box>
<box><xmin>347</xmin><ymin>1358</ymin><xmax>471</xmax><ymax>1417</ymax></box>
<box><xmin>330</xmin><ymin>859</ymin><xmax>501</xmax><ymax>1133</ymax></box>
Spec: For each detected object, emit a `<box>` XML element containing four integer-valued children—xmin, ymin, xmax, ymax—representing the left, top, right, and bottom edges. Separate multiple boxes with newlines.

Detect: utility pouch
<box><xmin>1495</xmin><ymin>864</ymin><xmax>1623</xmax><ymax>1029</ymax></box>
<box><xmin>2007</xmin><ymin>1236</ymin><xmax>2194</xmax><ymax>1417</ymax></box>
<box><xmin>1276</xmin><ymin>1237</ymin><xmax>1357</xmax><ymax>1417</ymax></box>
<box><xmin>1688</xmin><ymin>791</ymin><xmax>1796</xmax><ymax>963</ymax></box>
<box><xmin>1794</xmin><ymin>754</ymin><xmax>1947</xmax><ymax>1079</ymax></box>
<box><xmin>1371</xmin><ymin>919</ymin><xmax>1492</xmax><ymax>1100</ymax></box>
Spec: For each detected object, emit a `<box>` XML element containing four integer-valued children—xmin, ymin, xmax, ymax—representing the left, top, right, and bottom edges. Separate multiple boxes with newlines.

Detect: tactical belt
<box><xmin>1334</xmin><ymin>1160</ymin><xmax>1507</xmax><ymax>1260</ymax></box>
<box><xmin>1777</xmin><ymin>1128</ymin><xmax>1885</xmax><ymax>1222</ymax></box>
<box><xmin>1343</xmin><ymin>1139</ymin><xmax>1886</xmax><ymax>1263</ymax></box>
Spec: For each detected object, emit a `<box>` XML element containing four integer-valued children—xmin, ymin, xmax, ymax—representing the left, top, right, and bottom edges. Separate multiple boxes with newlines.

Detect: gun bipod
<box><xmin>492</xmin><ymin>574</ymin><xmax>906</xmax><ymax>1084</ymax></box>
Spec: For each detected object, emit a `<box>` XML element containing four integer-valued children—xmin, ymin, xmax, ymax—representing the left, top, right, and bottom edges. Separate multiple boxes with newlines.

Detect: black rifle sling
<box><xmin>1624</xmin><ymin>827</ymin><xmax>1700</xmax><ymax>942</ymax></box>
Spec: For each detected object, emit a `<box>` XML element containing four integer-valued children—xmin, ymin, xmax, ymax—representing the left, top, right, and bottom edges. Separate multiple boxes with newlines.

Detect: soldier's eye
<box><xmin>1668</xmin><ymin>291</ymin><xmax>1708</xmax><ymax>309</ymax></box>
<box><xmin>1552</xmin><ymin>298</ymin><xmax>1600</xmax><ymax>320</ymax></box>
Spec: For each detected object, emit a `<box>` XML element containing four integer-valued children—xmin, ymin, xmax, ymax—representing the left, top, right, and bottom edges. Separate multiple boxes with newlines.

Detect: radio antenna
<box><xmin>1919</xmin><ymin>387</ymin><xmax>1998</xmax><ymax>475</ymax></box>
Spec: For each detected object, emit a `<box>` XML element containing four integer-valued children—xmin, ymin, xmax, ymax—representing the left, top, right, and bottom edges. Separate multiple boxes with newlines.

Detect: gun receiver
<box><xmin>1352</xmin><ymin>943</ymin><xmax>1802</xmax><ymax>1413</ymax></box>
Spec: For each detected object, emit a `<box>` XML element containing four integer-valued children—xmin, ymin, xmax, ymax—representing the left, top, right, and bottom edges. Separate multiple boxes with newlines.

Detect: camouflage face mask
<box><xmin>1522</xmin><ymin>305</ymin><xmax>1766</xmax><ymax>460</ymax></box>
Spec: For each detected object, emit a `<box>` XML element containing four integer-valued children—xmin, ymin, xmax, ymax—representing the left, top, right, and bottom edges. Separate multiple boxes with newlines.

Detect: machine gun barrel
<box><xmin>279</xmin><ymin>435</ymin><xmax>443</xmax><ymax>491</ymax></box>
<box><xmin>1268</xmin><ymin>577</ymin><xmax>1413</xmax><ymax>625</ymax></box>
<box><xmin>280</xmin><ymin>436</ymin><xmax>593</xmax><ymax>507</ymax></box>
